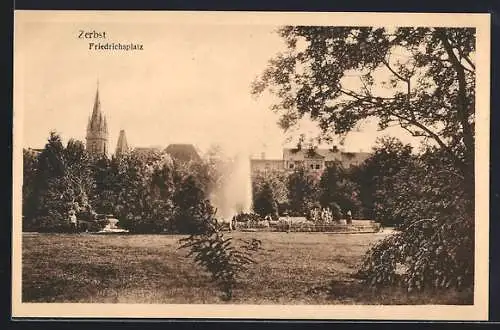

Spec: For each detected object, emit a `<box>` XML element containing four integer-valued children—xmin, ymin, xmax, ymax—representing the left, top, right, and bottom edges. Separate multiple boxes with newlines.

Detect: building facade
<box><xmin>250</xmin><ymin>147</ymin><xmax>371</xmax><ymax>176</ymax></box>
<box><xmin>249</xmin><ymin>159</ymin><xmax>285</xmax><ymax>175</ymax></box>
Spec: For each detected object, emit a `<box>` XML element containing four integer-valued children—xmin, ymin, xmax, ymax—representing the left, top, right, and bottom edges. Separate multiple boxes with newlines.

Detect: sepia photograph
<box><xmin>12</xmin><ymin>11</ymin><xmax>490</xmax><ymax>320</ymax></box>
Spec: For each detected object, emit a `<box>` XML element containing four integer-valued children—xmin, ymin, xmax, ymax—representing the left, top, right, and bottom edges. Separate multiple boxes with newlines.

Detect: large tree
<box><xmin>252</xmin><ymin>170</ymin><xmax>288</xmax><ymax>215</ymax></box>
<box><xmin>351</xmin><ymin>136</ymin><xmax>415</xmax><ymax>224</ymax></box>
<box><xmin>319</xmin><ymin>161</ymin><xmax>362</xmax><ymax>218</ymax></box>
<box><xmin>252</xmin><ymin>181</ymin><xmax>278</xmax><ymax>218</ymax></box>
<box><xmin>253</xmin><ymin>26</ymin><xmax>476</xmax><ymax>292</ymax></box>
<box><xmin>287</xmin><ymin>167</ymin><xmax>319</xmax><ymax>216</ymax></box>
<box><xmin>23</xmin><ymin>133</ymin><xmax>96</xmax><ymax>231</ymax></box>
<box><xmin>90</xmin><ymin>155</ymin><xmax>115</xmax><ymax>215</ymax></box>
<box><xmin>22</xmin><ymin>149</ymin><xmax>39</xmax><ymax>229</ymax></box>
<box><xmin>63</xmin><ymin>139</ymin><xmax>95</xmax><ymax>215</ymax></box>
<box><xmin>252</xmin><ymin>26</ymin><xmax>475</xmax><ymax>208</ymax></box>
<box><xmin>112</xmin><ymin>152</ymin><xmax>175</xmax><ymax>233</ymax></box>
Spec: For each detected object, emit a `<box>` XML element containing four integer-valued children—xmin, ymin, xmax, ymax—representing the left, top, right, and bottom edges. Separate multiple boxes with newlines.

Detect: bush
<box><xmin>233</xmin><ymin>213</ymin><xmax>262</xmax><ymax>223</ymax></box>
<box><xmin>356</xmin><ymin>150</ymin><xmax>474</xmax><ymax>292</ymax></box>
<box><xmin>287</xmin><ymin>168</ymin><xmax>319</xmax><ymax>216</ymax></box>
<box><xmin>111</xmin><ymin>154</ymin><xmax>177</xmax><ymax>233</ymax></box>
<box><xmin>351</xmin><ymin>137</ymin><xmax>415</xmax><ymax>226</ymax></box>
<box><xmin>252</xmin><ymin>182</ymin><xmax>278</xmax><ymax>218</ymax></box>
<box><xmin>357</xmin><ymin>217</ymin><xmax>473</xmax><ymax>291</ymax></box>
<box><xmin>171</xmin><ymin>175</ymin><xmax>212</xmax><ymax>234</ymax></box>
<box><xmin>179</xmin><ymin>202</ymin><xmax>261</xmax><ymax>300</ymax></box>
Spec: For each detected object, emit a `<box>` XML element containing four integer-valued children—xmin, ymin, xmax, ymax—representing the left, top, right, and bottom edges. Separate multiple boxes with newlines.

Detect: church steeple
<box><xmin>115</xmin><ymin>129</ymin><xmax>129</xmax><ymax>157</ymax></box>
<box><xmin>89</xmin><ymin>82</ymin><xmax>103</xmax><ymax>127</ymax></box>
<box><xmin>86</xmin><ymin>82</ymin><xmax>109</xmax><ymax>157</ymax></box>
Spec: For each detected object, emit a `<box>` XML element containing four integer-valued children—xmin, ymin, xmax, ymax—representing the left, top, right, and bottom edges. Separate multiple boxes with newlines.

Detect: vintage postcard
<box><xmin>12</xmin><ymin>10</ymin><xmax>490</xmax><ymax>320</ymax></box>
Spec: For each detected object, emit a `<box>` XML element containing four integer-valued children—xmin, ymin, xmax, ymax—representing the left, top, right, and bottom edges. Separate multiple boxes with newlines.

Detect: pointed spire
<box><xmin>91</xmin><ymin>81</ymin><xmax>101</xmax><ymax>123</ymax></box>
<box><xmin>86</xmin><ymin>81</ymin><xmax>108</xmax><ymax>157</ymax></box>
<box><xmin>115</xmin><ymin>129</ymin><xmax>129</xmax><ymax>157</ymax></box>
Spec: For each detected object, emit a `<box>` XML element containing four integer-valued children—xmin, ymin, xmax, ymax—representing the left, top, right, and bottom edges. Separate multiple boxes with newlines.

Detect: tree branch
<box><xmin>390</xmin><ymin>111</ymin><xmax>468</xmax><ymax>174</ymax></box>
<box><xmin>338</xmin><ymin>83</ymin><xmax>462</xmax><ymax>170</ymax></box>
<box><xmin>462</xmin><ymin>54</ymin><xmax>475</xmax><ymax>71</ymax></box>
<box><xmin>338</xmin><ymin>88</ymin><xmax>391</xmax><ymax>104</ymax></box>
<box><xmin>380</xmin><ymin>56</ymin><xmax>409</xmax><ymax>83</ymax></box>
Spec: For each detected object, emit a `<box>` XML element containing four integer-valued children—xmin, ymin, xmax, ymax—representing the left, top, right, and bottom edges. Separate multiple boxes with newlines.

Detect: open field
<box><xmin>22</xmin><ymin>231</ymin><xmax>472</xmax><ymax>304</ymax></box>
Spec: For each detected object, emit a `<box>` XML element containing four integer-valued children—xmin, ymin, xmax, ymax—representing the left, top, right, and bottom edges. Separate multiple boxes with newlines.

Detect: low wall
<box><xmin>235</xmin><ymin>221</ymin><xmax>381</xmax><ymax>233</ymax></box>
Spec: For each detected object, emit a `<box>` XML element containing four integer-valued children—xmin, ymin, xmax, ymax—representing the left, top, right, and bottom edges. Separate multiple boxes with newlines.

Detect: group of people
<box><xmin>309</xmin><ymin>207</ymin><xmax>353</xmax><ymax>224</ymax></box>
<box><xmin>309</xmin><ymin>208</ymin><xmax>333</xmax><ymax>223</ymax></box>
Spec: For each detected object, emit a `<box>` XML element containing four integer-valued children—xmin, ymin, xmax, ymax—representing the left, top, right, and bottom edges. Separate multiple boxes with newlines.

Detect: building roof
<box><xmin>283</xmin><ymin>147</ymin><xmax>328</xmax><ymax>159</ymax></box>
<box><xmin>283</xmin><ymin>147</ymin><xmax>371</xmax><ymax>161</ymax></box>
<box><xmin>164</xmin><ymin>144</ymin><xmax>201</xmax><ymax>163</ymax></box>
<box><xmin>250</xmin><ymin>159</ymin><xmax>283</xmax><ymax>163</ymax></box>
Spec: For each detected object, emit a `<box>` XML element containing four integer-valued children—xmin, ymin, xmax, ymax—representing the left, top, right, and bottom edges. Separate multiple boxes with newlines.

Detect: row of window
<box><xmin>288</xmin><ymin>162</ymin><xmax>321</xmax><ymax>170</ymax></box>
<box><xmin>257</xmin><ymin>160</ymin><xmax>360</xmax><ymax>172</ymax></box>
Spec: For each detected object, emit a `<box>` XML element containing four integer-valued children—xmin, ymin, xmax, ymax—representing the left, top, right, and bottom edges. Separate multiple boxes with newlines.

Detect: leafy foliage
<box><xmin>233</xmin><ymin>212</ymin><xmax>263</xmax><ymax>223</ymax></box>
<box><xmin>110</xmin><ymin>153</ymin><xmax>176</xmax><ymax>233</ymax></box>
<box><xmin>319</xmin><ymin>162</ymin><xmax>362</xmax><ymax>218</ymax></box>
<box><xmin>287</xmin><ymin>167</ymin><xmax>320</xmax><ymax>216</ymax></box>
<box><xmin>23</xmin><ymin>133</ymin><xmax>248</xmax><ymax>234</ymax></box>
<box><xmin>351</xmin><ymin>137</ymin><xmax>415</xmax><ymax>225</ymax></box>
<box><xmin>90</xmin><ymin>155</ymin><xmax>116</xmax><ymax>215</ymax></box>
<box><xmin>179</xmin><ymin>203</ymin><xmax>261</xmax><ymax>300</ymax></box>
<box><xmin>91</xmin><ymin>148</ymin><xmax>215</xmax><ymax>234</ymax></box>
<box><xmin>22</xmin><ymin>149</ymin><xmax>39</xmax><ymax>229</ymax></box>
<box><xmin>23</xmin><ymin>133</ymin><xmax>96</xmax><ymax>232</ymax></box>
<box><xmin>251</xmin><ymin>170</ymin><xmax>288</xmax><ymax>216</ymax></box>
<box><xmin>252</xmin><ymin>181</ymin><xmax>278</xmax><ymax>219</ymax></box>
<box><xmin>171</xmin><ymin>171</ymin><xmax>211</xmax><ymax>234</ymax></box>
<box><xmin>357</xmin><ymin>149</ymin><xmax>473</xmax><ymax>290</ymax></box>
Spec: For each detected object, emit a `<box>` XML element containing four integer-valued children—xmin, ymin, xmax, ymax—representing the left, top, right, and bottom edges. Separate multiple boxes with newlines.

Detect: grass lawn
<box><xmin>22</xmin><ymin>231</ymin><xmax>473</xmax><ymax>304</ymax></box>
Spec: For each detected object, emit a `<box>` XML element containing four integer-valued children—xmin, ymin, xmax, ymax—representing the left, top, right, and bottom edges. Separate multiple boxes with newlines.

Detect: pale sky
<box><xmin>16</xmin><ymin>14</ymin><xmax>423</xmax><ymax>158</ymax></box>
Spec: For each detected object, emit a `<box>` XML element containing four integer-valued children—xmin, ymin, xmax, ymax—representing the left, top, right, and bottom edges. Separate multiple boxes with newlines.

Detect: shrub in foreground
<box><xmin>179</xmin><ymin>202</ymin><xmax>262</xmax><ymax>301</ymax></box>
<box><xmin>357</xmin><ymin>216</ymin><xmax>473</xmax><ymax>291</ymax></box>
<box><xmin>357</xmin><ymin>152</ymin><xmax>474</xmax><ymax>292</ymax></box>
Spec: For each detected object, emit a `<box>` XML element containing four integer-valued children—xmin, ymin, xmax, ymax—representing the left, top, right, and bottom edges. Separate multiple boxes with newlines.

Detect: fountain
<box><xmin>96</xmin><ymin>216</ymin><xmax>129</xmax><ymax>234</ymax></box>
<box><xmin>209</xmin><ymin>149</ymin><xmax>253</xmax><ymax>227</ymax></box>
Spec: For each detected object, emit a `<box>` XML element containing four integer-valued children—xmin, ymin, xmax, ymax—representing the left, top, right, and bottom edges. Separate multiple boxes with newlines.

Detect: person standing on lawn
<box><xmin>69</xmin><ymin>210</ymin><xmax>78</xmax><ymax>233</ymax></box>
<box><xmin>346</xmin><ymin>210</ymin><xmax>352</xmax><ymax>224</ymax></box>
<box><xmin>284</xmin><ymin>211</ymin><xmax>291</xmax><ymax>233</ymax></box>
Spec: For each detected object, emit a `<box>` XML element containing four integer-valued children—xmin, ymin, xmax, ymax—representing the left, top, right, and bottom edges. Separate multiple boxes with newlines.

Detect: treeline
<box><xmin>23</xmin><ymin>132</ymin><xmax>220</xmax><ymax>234</ymax></box>
<box><xmin>252</xmin><ymin>137</ymin><xmax>430</xmax><ymax>226</ymax></box>
<box><xmin>23</xmin><ymin>132</ymin><xmax>469</xmax><ymax>236</ymax></box>
<box><xmin>252</xmin><ymin>135</ymin><xmax>474</xmax><ymax>290</ymax></box>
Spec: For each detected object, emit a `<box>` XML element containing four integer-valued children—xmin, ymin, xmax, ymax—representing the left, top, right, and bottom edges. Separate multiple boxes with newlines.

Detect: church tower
<box><xmin>86</xmin><ymin>83</ymin><xmax>109</xmax><ymax>156</ymax></box>
<box><xmin>115</xmin><ymin>129</ymin><xmax>129</xmax><ymax>157</ymax></box>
